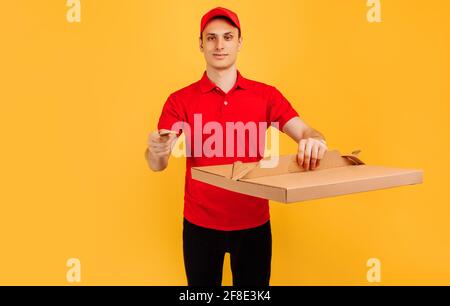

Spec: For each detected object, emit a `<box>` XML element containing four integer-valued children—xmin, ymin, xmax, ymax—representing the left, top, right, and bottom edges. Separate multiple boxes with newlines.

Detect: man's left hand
<box><xmin>297</xmin><ymin>137</ymin><xmax>328</xmax><ymax>171</ymax></box>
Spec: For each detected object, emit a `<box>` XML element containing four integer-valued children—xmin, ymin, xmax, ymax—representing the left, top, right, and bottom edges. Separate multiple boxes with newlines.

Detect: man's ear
<box><xmin>238</xmin><ymin>36</ymin><xmax>243</xmax><ymax>52</ymax></box>
<box><xmin>199</xmin><ymin>37</ymin><xmax>203</xmax><ymax>52</ymax></box>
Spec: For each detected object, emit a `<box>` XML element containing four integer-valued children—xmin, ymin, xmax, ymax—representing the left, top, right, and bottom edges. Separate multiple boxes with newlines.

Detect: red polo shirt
<box><xmin>157</xmin><ymin>70</ymin><xmax>299</xmax><ymax>231</ymax></box>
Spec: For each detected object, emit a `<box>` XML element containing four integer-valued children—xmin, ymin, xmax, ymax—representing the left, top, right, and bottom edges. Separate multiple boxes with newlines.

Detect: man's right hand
<box><xmin>145</xmin><ymin>130</ymin><xmax>178</xmax><ymax>171</ymax></box>
<box><xmin>148</xmin><ymin>130</ymin><xmax>177</xmax><ymax>157</ymax></box>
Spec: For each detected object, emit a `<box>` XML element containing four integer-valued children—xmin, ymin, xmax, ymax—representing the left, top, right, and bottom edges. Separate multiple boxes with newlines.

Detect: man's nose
<box><xmin>215</xmin><ymin>37</ymin><xmax>224</xmax><ymax>50</ymax></box>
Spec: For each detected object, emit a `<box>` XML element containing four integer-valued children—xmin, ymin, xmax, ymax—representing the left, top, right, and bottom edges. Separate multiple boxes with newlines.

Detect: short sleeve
<box><xmin>157</xmin><ymin>93</ymin><xmax>185</xmax><ymax>137</ymax></box>
<box><xmin>267</xmin><ymin>86</ymin><xmax>299</xmax><ymax>131</ymax></box>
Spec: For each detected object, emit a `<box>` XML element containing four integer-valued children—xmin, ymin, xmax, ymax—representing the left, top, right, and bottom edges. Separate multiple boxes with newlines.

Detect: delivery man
<box><xmin>145</xmin><ymin>7</ymin><xmax>328</xmax><ymax>286</ymax></box>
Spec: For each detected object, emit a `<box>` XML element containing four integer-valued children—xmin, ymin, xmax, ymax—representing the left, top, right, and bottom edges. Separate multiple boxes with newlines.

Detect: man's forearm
<box><xmin>282</xmin><ymin>117</ymin><xmax>326</xmax><ymax>144</ymax></box>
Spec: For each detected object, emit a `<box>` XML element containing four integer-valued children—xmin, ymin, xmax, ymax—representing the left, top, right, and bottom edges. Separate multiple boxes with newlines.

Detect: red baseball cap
<box><xmin>200</xmin><ymin>7</ymin><xmax>241</xmax><ymax>37</ymax></box>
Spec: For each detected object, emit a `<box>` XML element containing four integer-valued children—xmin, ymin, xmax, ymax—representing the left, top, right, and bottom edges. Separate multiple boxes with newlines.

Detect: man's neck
<box><xmin>206</xmin><ymin>65</ymin><xmax>237</xmax><ymax>94</ymax></box>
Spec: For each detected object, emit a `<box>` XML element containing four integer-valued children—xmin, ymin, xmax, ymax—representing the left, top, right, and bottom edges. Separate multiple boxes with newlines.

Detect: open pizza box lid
<box><xmin>191</xmin><ymin>150</ymin><xmax>424</xmax><ymax>203</ymax></box>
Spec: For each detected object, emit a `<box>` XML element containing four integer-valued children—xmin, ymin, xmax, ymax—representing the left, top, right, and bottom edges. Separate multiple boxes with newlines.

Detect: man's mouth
<box><xmin>213</xmin><ymin>54</ymin><xmax>228</xmax><ymax>59</ymax></box>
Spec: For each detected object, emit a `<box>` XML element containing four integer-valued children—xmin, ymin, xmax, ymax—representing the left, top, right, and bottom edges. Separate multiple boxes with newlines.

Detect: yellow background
<box><xmin>1</xmin><ymin>0</ymin><xmax>449</xmax><ymax>285</ymax></box>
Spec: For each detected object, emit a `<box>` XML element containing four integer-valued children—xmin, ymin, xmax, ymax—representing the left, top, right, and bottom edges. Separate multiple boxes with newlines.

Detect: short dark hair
<box><xmin>200</xmin><ymin>16</ymin><xmax>241</xmax><ymax>39</ymax></box>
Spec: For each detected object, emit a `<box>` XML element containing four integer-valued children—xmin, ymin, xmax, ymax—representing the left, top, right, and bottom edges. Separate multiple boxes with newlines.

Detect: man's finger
<box><xmin>310</xmin><ymin>143</ymin><xmax>319</xmax><ymax>170</ymax></box>
<box><xmin>304</xmin><ymin>140</ymin><xmax>314</xmax><ymax>170</ymax></box>
<box><xmin>297</xmin><ymin>139</ymin><xmax>307</xmax><ymax>166</ymax></box>
<box><xmin>156</xmin><ymin>135</ymin><xmax>173</xmax><ymax>144</ymax></box>
<box><xmin>153</xmin><ymin>147</ymin><xmax>171</xmax><ymax>154</ymax></box>
<box><xmin>159</xmin><ymin>131</ymin><xmax>178</xmax><ymax>143</ymax></box>
<box><xmin>316</xmin><ymin>144</ymin><xmax>327</xmax><ymax>168</ymax></box>
<box><xmin>150</xmin><ymin>143</ymin><xmax>170</xmax><ymax>150</ymax></box>
<box><xmin>318</xmin><ymin>145</ymin><xmax>327</xmax><ymax>160</ymax></box>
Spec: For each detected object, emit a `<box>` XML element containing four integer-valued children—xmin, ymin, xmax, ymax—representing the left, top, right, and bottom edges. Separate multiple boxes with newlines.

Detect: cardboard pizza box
<box><xmin>190</xmin><ymin>150</ymin><xmax>423</xmax><ymax>203</ymax></box>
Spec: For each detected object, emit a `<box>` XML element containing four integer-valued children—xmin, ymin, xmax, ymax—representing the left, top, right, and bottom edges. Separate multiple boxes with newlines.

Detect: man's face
<box><xmin>199</xmin><ymin>18</ymin><xmax>242</xmax><ymax>70</ymax></box>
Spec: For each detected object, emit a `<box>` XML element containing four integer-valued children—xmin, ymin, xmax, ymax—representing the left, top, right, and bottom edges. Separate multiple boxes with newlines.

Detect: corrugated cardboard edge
<box><xmin>191</xmin><ymin>167</ymin><xmax>288</xmax><ymax>202</ymax></box>
<box><xmin>285</xmin><ymin>166</ymin><xmax>424</xmax><ymax>203</ymax></box>
<box><xmin>192</xmin><ymin>166</ymin><xmax>424</xmax><ymax>204</ymax></box>
<box><xmin>190</xmin><ymin>150</ymin><xmax>424</xmax><ymax>203</ymax></box>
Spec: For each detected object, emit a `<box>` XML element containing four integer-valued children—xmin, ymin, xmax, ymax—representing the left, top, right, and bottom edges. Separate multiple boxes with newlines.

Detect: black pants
<box><xmin>183</xmin><ymin>218</ymin><xmax>272</xmax><ymax>286</ymax></box>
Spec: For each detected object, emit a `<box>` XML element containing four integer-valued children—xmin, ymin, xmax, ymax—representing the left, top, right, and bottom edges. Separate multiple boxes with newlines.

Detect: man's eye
<box><xmin>207</xmin><ymin>36</ymin><xmax>215</xmax><ymax>41</ymax></box>
<box><xmin>225</xmin><ymin>36</ymin><xmax>233</xmax><ymax>40</ymax></box>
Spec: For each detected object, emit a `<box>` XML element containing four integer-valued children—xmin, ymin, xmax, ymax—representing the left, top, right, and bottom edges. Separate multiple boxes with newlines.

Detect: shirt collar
<box><xmin>199</xmin><ymin>70</ymin><xmax>252</xmax><ymax>93</ymax></box>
